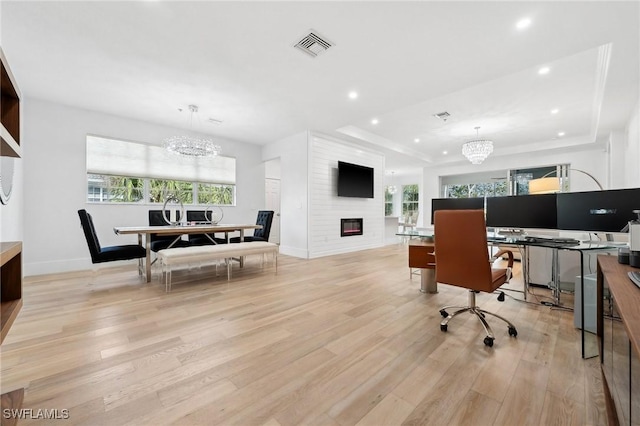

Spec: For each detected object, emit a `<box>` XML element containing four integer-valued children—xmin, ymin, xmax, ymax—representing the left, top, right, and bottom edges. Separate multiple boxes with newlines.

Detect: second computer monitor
<box><xmin>485</xmin><ymin>193</ymin><xmax>558</xmax><ymax>230</ymax></box>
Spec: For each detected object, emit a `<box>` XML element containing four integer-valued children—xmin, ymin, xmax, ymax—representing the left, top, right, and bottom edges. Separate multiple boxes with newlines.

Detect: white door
<box><xmin>265</xmin><ymin>178</ymin><xmax>281</xmax><ymax>244</ymax></box>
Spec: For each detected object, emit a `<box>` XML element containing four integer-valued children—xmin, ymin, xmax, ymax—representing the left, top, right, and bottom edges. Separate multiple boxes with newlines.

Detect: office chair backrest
<box><xmin>254</xmin><ymin>210</ymin><xmax>274</xmax><ymax>240</ymax></box>
<box><xmin>434</xmin><ymin>209</ymin><xmax>493</xmax><ymax>292</ymax></box>
<box><xmin>78</xmin><ymin>209</ymin><xmax>102</xmax><ymax>263</ymax></box>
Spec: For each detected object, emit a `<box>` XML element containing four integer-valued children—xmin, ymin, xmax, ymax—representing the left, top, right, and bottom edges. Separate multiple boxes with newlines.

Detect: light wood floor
<box><xmin>1</xmin><ymin>244</ymin><xmax>607</xmax><ymax>425</ymax></box>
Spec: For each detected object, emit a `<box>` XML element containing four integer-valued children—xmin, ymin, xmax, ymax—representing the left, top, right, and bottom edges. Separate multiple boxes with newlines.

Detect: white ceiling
<box><xmin>1</xmin><ymin>1</ymin><xmax>638</xmax><ymax>173</ymax></box>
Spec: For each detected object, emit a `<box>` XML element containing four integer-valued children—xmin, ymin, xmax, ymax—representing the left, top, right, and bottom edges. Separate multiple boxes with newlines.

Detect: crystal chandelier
<box><xmin>165</xmin><ymin>105</ymin><xmax>221</xmax><ymax>157</ymax></box>
<box><xmin>462</xmin><ymin>127</ymin><xmax>493</xmax><ymax>165</ymax></box>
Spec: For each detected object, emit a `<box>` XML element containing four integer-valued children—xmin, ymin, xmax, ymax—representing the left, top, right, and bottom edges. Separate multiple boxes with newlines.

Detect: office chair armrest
<box><xmin>491</xmin><ymin>249</ymin><xmax>514</xmax><ymax>268</ymax></box>
<box><xmin>491</xmin><ymin>249</ymin><xmax>514</xmax><ymax>282</ymax></box>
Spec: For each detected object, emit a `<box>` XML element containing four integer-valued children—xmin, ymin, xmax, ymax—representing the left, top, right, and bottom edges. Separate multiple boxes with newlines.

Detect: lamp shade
<box><xmin>529</xmin><ymin>177</ymin><xmax>560</xmax><ymax>194</ymax></box>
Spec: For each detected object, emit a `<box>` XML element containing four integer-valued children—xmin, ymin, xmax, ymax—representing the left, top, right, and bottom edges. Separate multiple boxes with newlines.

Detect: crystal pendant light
<box><xmin>387</xmin><ymin>171</ymin><xmax>397</xmax><ymax>194</ymax></box>
<box><xmin>165</xmin><ymin>105</ymin><xmax>221</xmax><ymax>157</ymax></box>
<box><xmin>462</xmin><ymin>127</ymin><xmax>493</xmax><ymax>165</ymax></box>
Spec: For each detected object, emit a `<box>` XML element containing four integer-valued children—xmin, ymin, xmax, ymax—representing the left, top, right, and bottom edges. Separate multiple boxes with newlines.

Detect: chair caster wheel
<box><xmin>497</xmin><ymin>291</ymin><xmax>505</xmax><ymax>302</ymax></box>
<box><xmin>440</xmin><ymin>310</ymin><xmax>448</xmax><ymax>318</ymax></box>
<box><xmin>440</xmin><ymin>324</ymin><xmax>448</xmax><ymax>332</ymax></box>
<box><xmin>483</xmin><ymin>336</ymin><xmax>494</xmax><ymax>347</ymax></box>
<box><xmin>508</xmin><ymin>326</ymin><xmax>518</xmax><ymax>337</ymax></box>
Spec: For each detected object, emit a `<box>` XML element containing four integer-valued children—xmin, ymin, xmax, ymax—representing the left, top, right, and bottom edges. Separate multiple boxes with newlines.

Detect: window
<box><xmin>441</xmin><ymin>165</ymin><xmax>568</xmax><ymax>199</ymax></box>
<box><xmin>510</xmin><ymin>166</ymin><xmax>560</xmax><ymax>195</ymax></box>
<box><xmin>86</xmin><ymin>135</ymin><xmax>236</xmax><ymax>205</ymax></box>
<box><xmin>445</xmin><ymin>181</ymin><xmax>508</xmax><ymax>198</ymax></box>
<box><xmin>384</xmin><ymin>187</ymin><xmax>394</xmax><ymax>216</ymax></box>
<box><xmin>198</xmin><ymin>183</ymin><xmax>235</xmax><ymax>205</ymax></box>
<box><xmin>87</xmin><ymin>175</ymin><xmax>144</xmax><ymax>203</ymax></box>
<box><xmin>402</xmin><ymin>184</ymin><xmax>419</xmax><ymax>215</ymax></box>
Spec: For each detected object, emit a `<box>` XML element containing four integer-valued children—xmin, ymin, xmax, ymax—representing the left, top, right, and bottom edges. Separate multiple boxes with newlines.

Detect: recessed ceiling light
<box><xmin>443</xmin><ymin>151</ymin><xmax>448</xmax><ymax>155</ymax></box>
<box><xmin>558</xmin><ymin>131</ymin><xmax>565</xmax><ymax>137</ymax></box>
<box><xmin>550</xmin><ymin>108</ymin><xmax>559</xmax><ymax>114</ymax></box>
<box><xmin>371</xmin><ymin>118</ymin><xmax>378</xmax><ymax>125</ymax></box>
<box><xmin>516</xmin><ymin>18</ymin><xmax>532</xmax><ymax>30</ymax></box>
<box><xmin>538</xmin><ymin>67</ymin><xmax>550</xmax><ymax>75</ymax></box>
<box><xmin>348</xmin><ymin>91</ymin><xmax>358</xmax><ymax>99</ymax></box>
<box><xmin>414</xmin><ymin>138</ymin><xmax>420</xmax><ymax>143</ymax></box>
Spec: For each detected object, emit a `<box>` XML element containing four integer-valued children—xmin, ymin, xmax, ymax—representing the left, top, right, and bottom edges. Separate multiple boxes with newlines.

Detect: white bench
<box><xmin>157</xmin><ymin>241</ymin><xmax>278</xmax><ymax>291</ymax></box>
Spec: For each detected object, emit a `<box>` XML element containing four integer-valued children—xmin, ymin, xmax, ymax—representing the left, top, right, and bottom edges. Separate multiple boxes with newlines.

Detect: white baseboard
<box><xmin>309</xmin><ymin>242</ymin><xmax>385</xmax><ymax>259</ymax></box>
<box><xmin>25</xmin><ymin>257</ymin><xmax>138</xmax><ymax>277</ymax></box>
<box><xmin>278</xmin><ymin>245</ymin><xmax>309</xmax><ymax>259</ymax></box>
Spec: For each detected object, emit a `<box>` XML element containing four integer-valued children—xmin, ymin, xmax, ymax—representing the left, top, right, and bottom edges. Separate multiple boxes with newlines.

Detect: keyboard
<box><xmin>521</xmin><ymin>236</ymin><xmax>580</xmax><ymax>245</ymax></box>
<box><xmin>629</xmin><ymin>271</ymin><xmax>640</xmax><ymax>289</ymax></box>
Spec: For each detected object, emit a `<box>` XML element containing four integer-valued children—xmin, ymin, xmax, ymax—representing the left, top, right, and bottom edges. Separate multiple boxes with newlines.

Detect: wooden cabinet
<box><xmin>0</xmin><ymin>47</ymin><xmax>24</xmax><ymax>422</ymax></box>
<box><xmin>1</xmin><ymin>241</ymin><xmax>22</xmax><ymax>344</ymax></box>
<box><xmin>598</xmin><ymin>255</ymin><xmax>640</xmax><ymax>425</ymax></box>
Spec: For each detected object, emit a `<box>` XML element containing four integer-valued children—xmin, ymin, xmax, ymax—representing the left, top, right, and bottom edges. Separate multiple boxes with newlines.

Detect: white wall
<box><xmin>23</xmin><ymin>98</ymin><xmax>264</xmax><ymax>276</ymax></box>
<box><xmin>262</xmin><ymin>131</ymin><xmax>309</xmax><ymax>258</ymax></box>
<box><xmin>624</xmin><ymin>100</ymin><xmax>640</xmax><ymax>187</ymax></box>
<box><xmin>308</xmin><ymin>135</ymin><xmax>385</xmax><ymax>258</ymax></box>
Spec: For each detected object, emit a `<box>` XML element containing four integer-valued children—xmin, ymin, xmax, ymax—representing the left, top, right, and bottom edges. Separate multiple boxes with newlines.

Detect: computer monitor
<box><xmin>430</xmin><ymin>197</ymin><xmax>484</xmax><ymax>224</ymax></box>
<box><xmin>485</xmin><ymin>194</ymin><xmax>557</xmax><ymax>229</ymax></box>
<box><xmin>557</xmin><ymin>188</ymin><xmax>640</xmax><ymax>233</ymax></box>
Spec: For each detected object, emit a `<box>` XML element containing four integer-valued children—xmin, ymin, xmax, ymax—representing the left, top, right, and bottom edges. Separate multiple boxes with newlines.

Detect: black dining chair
<box><xmin>78</xmin><ymin>209</ymin><xmax>146</xmax><ymax>268</ymax></box>
<box><xmin>148</xmin><ymin>210</ymin><xmax>190</xmax><ymax>252</ymax></box>
<box><xmin>185</xmin><ymin>210</ymin><xmax>221</xmax><ymax>246</ymax></box>
<box><xmin>230</xmin><ymin>210</ymin><xmax>274</xmax><ymax>243</ymax></box>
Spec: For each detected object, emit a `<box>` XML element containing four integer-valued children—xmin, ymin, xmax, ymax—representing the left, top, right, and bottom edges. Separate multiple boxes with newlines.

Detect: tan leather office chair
<box><xmin>434</xmin><ymin>209</ymin><xmax>518</xmax><ymax>347</ymax></box>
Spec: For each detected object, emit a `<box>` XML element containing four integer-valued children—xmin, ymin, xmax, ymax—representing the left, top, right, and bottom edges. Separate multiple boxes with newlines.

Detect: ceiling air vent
<box><xmin>433</xmin><ymin>111</ymin><xmax>451</xmax><ymax>121</ymax></box>
<box><xmin>294</xmin><ymin>30</ymin><xmax>333</xmax><ymax>58</ymax></box>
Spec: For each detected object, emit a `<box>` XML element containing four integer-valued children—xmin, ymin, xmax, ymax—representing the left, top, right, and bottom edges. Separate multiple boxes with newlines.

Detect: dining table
<box><xmin>113</xmin><ymin>223</ymin><xmax>262</xmax><ymax>282</ymax></box>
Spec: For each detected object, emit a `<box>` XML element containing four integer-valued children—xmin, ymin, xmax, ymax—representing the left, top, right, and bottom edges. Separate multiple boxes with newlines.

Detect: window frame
<box><xmin>86</xmin><ymin>135</ymin><xmax>237</xmax><ymax>205</ymax></box>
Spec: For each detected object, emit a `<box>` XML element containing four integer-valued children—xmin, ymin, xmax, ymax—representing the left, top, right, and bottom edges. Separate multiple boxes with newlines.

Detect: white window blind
<box><xmin>86</xmin><ymin>135</ymin><xmax>236</xmax><ymax>185</ymax></box>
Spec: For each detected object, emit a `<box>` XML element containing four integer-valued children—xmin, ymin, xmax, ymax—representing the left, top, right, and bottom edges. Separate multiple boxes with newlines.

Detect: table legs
<box><xmin>145</xmin><ymin>233</ymin><xmax>152</xmax><ymax>283</ymax></box>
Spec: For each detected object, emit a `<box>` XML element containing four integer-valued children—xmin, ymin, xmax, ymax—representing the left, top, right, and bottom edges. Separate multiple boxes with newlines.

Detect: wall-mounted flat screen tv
<box><xmin>486</xmin><ymin>194</ymin><xmax>558</xmax><ymax>229</ymax></box>
<box><xmin>557</xmin><ymin>188</ymin><xmax>640</xmax><ymax>233</ymax></box>
<box><xmin>337</xmin><ymin>161</ymin><xmax>374</xmax><ymax>198</ymax></box>
<box><xmin>430</xmin><ymin>197</ymin><xmax>484</xmax><ymax>224</ymax></box>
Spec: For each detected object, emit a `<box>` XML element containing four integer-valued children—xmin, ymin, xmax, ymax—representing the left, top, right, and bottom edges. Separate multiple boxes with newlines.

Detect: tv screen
<box><xmin>430</xmin><ymin>197</ymin><xmax>484</xmax><ymax>224</ymax></box>
<box><xmin>557</xmin><ymin>188</ymin><xmax>640</xmax><ymax>233</ymax></box>
<box><xmin>337</xmin><ymin>161</ymin><xmax>374</xmax><ymax>198</ymax></box>
<box><xmin>486</xmin><ymin>194</ymin><xmax>557</xmax><ymax>229</ymax></box>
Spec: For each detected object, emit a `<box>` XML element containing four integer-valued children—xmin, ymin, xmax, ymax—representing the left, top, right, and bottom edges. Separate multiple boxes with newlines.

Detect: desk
<box><xmin>494</xmin><ymin>236</ymin><xmax>617</xmax><ymax>358</ymax></box>
<box><xmin>114</xmin><ymin>224</ymin><xmax>261</xmax><ymax>282</ymax></box>
<box><xmin>398</xmin><ymin>231</ymin><xmax>616</xmax><ymax>357</ymax></box>
<box><xmin>408</xmin><ymin>239</ymin><xmax>436</xmax><ymax>293</ymax></box>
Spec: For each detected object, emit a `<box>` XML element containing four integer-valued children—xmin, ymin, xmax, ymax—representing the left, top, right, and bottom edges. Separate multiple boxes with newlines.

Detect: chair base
<box><xmin>439</xmin><ymin>290</ymin><xmax>517</xmax><ymax>347</ymax></box>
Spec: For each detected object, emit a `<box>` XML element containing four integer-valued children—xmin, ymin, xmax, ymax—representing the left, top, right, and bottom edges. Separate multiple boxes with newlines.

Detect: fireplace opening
<box><xmin>341</xmin><ymin>218</ymin><xmax>363</xmax><ymax>237</ymax></box>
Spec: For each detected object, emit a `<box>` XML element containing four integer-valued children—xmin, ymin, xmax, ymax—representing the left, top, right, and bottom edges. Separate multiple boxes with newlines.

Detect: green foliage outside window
<box><xmin>149</xmin><ymin>179</ymin><xmax>193</xmax><ymax>203</ymax></box>
<box><xmin>446</xmin><ymin>181</ymin><xmax>507</xmax><ymax>198</ymax></box>
<box><xmin>87</xmin><ymin>174</ymin><xmax>144</xmax><ymax>203</ymax></box>
<box><xmin>384</xmin><ymin>188</ymin><xmax>394</xmax><ymax>216</ymax></box>
<box><xmin>87</xmin><ymin>174</ymin><xmax>235</xmax><ymax>205</ymax></box>
<box><xmin>402</xmin><ymin>184</ymin><xmax>419</xmax><ymax>215</ymax></box>
<box><xmin>198</xmin><ymin>184</ymin><xmax>234</xmax><ymax>205</ymax></box>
